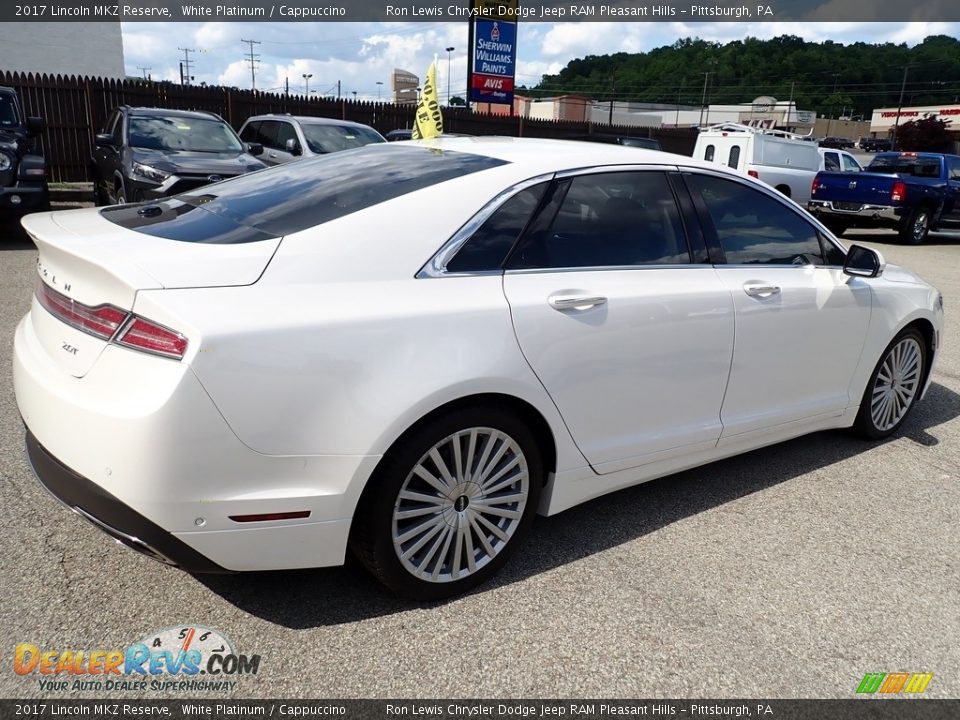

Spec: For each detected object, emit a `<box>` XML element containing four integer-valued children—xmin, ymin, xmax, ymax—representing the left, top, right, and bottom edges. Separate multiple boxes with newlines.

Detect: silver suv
<box><xmin>238</xmin><ymin>114</ymin><xmax>385</xmax><ymax>165</ymax></box>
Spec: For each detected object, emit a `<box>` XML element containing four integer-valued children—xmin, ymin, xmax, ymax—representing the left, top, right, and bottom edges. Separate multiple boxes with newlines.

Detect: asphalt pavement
<box><xmin>1</xmin><ymin>216</ymin><xmax>958</xmax><ymax>699</ymax></box>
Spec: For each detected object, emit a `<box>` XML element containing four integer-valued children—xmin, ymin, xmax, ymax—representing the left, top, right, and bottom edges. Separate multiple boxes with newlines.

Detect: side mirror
<box><xmin>94</xmin><ymin>133</ymin><xmax>114</xmax><ymax>148</ymax></box>
<box><xmin>843</xmin><ymin>244</ymin><xmax>885</xmax><ymax>278</ymax></box>
<box><xmin>246</xmin><ymin>142</ymin><xmax>264</xmax><ymax>156</ymax></box>
<box><xmin>285</xmin><ymin>138</ymin><xmax>303</xmax><ymax>156</ymax></box>
<box><xmin>26</xmin><ymin>117</ymin><xmax>44</xmax><ymax>136</ymax></box>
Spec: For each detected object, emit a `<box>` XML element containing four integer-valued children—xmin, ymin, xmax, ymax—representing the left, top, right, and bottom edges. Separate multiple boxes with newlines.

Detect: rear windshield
<box><xmin>866</xmin><ymin>155</ymin><xmax>942</xmax><ymax>177</ymax></box>
<box><xmin>101</xmin><ymin>145</ymin><xmax>508</xmax><ymax>243</ymax></box>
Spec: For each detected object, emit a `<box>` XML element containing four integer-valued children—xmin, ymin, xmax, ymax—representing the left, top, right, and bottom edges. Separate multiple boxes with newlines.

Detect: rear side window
<box><xmin>101</xmin><ymin>146</ymin><xmax>508</xmax><ymax>242</ymax></box>
<box><xmin>823</xmin><ymin>152</ymin><xmax>840</xmax><ymax>171</ymax></box>
<box><xmin>687</xmin><ymin>173</ymin><xmax>825</xmax><ymax>265</ymax></box>
<box><xmin>446</xmin><ymin>183</ymin><xmax>548</xmax><ymax>273</ymax></box>
<box><xmin>508</xmin><ymin>171</ymin><xmax>690</xmax><ymax>269</ymax></box>
<box><xmin>704</xmin><ymin>144</ymin><xmax>715</xmax><ymax>162</ymax></box>
<box><xmin>728</xmin><ymin>146</ymin><xmax>741</xmax><ymax>169</ymax></box>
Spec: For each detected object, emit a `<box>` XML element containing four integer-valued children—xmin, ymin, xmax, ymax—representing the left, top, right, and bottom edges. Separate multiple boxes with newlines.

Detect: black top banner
<box><xmin>3</xmin><ymin>0</ymin><xmax>960</xmax><ymax>22</ymax></box>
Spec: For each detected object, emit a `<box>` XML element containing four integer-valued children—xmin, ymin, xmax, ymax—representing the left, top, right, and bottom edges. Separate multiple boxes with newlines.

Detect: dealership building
<box><xmin>869</xmin><ymin>103</ymin><xmax>960</xmax><ymax>137</ymax></box>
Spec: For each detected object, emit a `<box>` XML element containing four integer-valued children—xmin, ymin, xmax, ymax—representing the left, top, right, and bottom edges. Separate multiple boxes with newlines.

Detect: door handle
<box><xmin>743</xmin><ymin>283</ymin><xmax>781</xmax><ymax>298</ymax></box>
<box><xmin>548</xmin><ymin>295</ymin><xmax>608</xmax><ymax>311</ymax></box>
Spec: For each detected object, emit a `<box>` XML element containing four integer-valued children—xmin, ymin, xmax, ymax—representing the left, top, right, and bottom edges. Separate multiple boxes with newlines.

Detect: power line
<box><xmin>241</xmin><ymin>38</ymin><xmax>261</xmax><ymax>91</ymax></box>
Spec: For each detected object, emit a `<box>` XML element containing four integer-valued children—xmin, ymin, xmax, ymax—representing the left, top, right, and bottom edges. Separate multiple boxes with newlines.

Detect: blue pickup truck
<box><xmin>808</xmin><ymin>151</ymin><xmax>960</xmax><ymax>244</ymax></box>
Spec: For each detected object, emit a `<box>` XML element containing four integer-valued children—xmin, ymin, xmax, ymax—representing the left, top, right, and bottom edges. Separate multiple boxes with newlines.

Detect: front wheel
<box><xmin>854</xmin><ymin>328</ymin><xmax>926</xmax><ymax>439</ymax></box>
<box><xmin>351</xmin><ymin>405</ymin><xmax>543</xmax><ymax>600</ymax></box>
<box><xmin>899</xmin><ymin>207</ymin><xmax>930</xmax><ymax>245</ymax></box>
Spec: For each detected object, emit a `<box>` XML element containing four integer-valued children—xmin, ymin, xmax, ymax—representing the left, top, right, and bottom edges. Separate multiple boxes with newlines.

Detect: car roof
<box><xmin>393</xmin><ymin>136</ymin><xmax>721</xmax><ymax>177</ymax></box>
<box><xmin>243</xmin><ymin>114</ymin><xmax>373</xmax><ymax>129</ymax></box>
<box><xmin>126</xmin><ymin>107</ymin><xmax>223</xmax><ymax>120</ymax></box>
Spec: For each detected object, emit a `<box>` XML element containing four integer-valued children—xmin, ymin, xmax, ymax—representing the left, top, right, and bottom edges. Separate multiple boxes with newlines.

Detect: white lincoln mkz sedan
<box><xmin>14</xmin><ymin>138</ymin><xmax>943</xmax><ymax>599</ymax></box>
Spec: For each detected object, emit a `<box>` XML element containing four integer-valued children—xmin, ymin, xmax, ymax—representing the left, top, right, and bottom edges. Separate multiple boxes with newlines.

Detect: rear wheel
<box><xmin>899</xmin><ymin>207</ymin><xmax>930</xmax><ymax>245</ymax></box>
<box><xmin>351</xmin><ymin>405</ymin><xmax>542</xmax><ymax>600</ymax></box>
<box><xmin>854</xmin><ymin>328</ymin><xmax>926</xmax><ymax>439</ymax></box>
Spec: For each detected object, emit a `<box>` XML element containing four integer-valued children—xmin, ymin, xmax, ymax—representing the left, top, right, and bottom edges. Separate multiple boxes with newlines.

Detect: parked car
<box><xmin>809</xmin><ymin>151</ymin><xmax>960</xmax><ymax>243</ymax></box>
<box><xmin>238</xmin><ymin>114</ymin><xmax>385</xmax><ymax>165</ymax></box>
<box><xmin>695</xmin><ymin>123</ymin><xmax>822</xmax><ymax>203</ymax></box>
<box><xmin>859</xmin><ymin>137</ymin><xmax>893</xmax><ymax>152</ymax></box>
<box><xmin>385</xmin><ymin>129</ymin><xmax>413</xmax><ymax>141</ymax></box>
<box><xmin>15</xmin><ymin>139</ymin><xmax>943</xmax><ymax>599</ymax></box>
<box><xmin>91</xmin><ymin>107</ymin><xmax>267</xmax><ymax>205</ymax></box>
<box><xmin>569</xmin><ymin>134</ymin><xmax>663</xmax><ymax>151</ymax></box>
<box><xmin>0</xmin><ymin>85</ymin><xmax>48</xmax><ymax>219</ymax></box>
<box><xmin>819</xmin><ymin>136</ymin><xmax>855</xmax><ymax>150</ymax></box>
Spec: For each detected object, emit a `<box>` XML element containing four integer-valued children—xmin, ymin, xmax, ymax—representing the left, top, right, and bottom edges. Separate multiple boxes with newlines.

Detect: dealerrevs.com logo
<box><xmin>856</xmin><ymin>672</ymin><xmax>934</xmax><ymax>695</ymax></box>
<box><xmin>13</xmin><ymin>625</ymin><xmax>261</xmax><ymax>693</ymax></box>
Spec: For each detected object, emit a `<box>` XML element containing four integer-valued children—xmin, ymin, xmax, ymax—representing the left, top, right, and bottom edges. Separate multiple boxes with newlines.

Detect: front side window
<box><xmin>446</xmin><ymin>183</ymin><xmax>548</xmax><ymax>273</ymax></box>
<box><xmin>254</xmin><ymin>120</ymin><xmax>280</xmax><ymax>149</ymax></box>
<box><xmin>239</xmin><ymin>121</ymin><xmax>260</xmax><ymax>143</ymax></box>
<box><xmin>275</xmin><ymin>122</ymin><xmax>297</xmax><ymax>149</ymax></box>
<box><xmin>0</xmin><ymin>94</ymin><xmax>20</xmax><ymax>128</ymax></box>
<box><xmin>508</xmin><ymin>171</ymin><xmax>690</xmax><ymax>270</ymax></box>
<box><xmin>128</xmin><ymin>115</ymin><xmax>243</xmax><ymax>153</ymax></box>
<box><xmin>687</xmin><ymin>173</ymin><xmax>825</xmax><ymax>265</ymax></box>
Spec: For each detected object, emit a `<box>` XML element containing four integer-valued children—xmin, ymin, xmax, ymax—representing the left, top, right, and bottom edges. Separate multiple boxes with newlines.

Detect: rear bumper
<box><xmin>25</xmin><ymin>429</ymin><xmax>229</xmax><ymax>573</ymax></box>
<box><xmin>14</xmin><ymin>311</ymin><xmax>379</xmax><ymax>572</ymax></box>
<box><xmin>807</xmin><ymin>200</ymin><xmax>902</xmax><ymax>226</ymax></box>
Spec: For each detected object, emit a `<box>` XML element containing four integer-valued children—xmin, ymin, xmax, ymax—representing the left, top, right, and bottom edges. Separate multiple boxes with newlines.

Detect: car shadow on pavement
<box><xmin>197</xmin><ymin>380</ymin><xmax>960</xmax><ymax>628</ymax></box>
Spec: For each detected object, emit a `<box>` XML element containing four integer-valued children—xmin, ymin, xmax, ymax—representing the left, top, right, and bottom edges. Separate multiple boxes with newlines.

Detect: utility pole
<box><xmin>178</xmin><ymin>48</ymin><xmax>194</xmax><ymax>85</ymax></box>
<box><xmin>608</xmin><ymin>71</ymin><xmax>616</xmax><ymax>126</ymax></box>
<box><xmin>892</xmin><ymin>64</ymin><xmax>915</xmax><ymax>150</ymax></box>
<box><xmin>241</xmin><ymin>38</ymin><xmax>261</xmax><ymax>91</ymax></box>
<box><xmin>445</xmin><ymin>46</ymin><xmax>455</xmax><ymax>105</ymax></box>
<box><xmin>137</xmin><ymin>66</ymin><xmax>151</xmax><ymax>81</ymax></box>
<box><xmin>675</xmin><ymin>77</ymin><xmax>685</xmax><ymax>126</ymax></box>
<box><xmin>699</xmin><ymin>71</ymin><xmax>713</xmax><ymax>126</ymax></box>
<box><xmin>337</xmin><ymin>80</ymin><xmax>341</xmax><ymax>99</ymax></box>
<box><xmin>285</xmin><ymin>76</ymin><xmax>289</xmax><ymax>96</ymax></box>
<box><xmin>786</xmin><ymin>80</ymin><xmax>795</xmax><ymax>128</ymax></box>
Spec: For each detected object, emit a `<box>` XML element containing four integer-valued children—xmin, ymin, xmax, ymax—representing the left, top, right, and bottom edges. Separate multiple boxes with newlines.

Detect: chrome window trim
<box><xmin>416</xmin><ymin>172</ymin><xmax>555</xmax><ymax>278</ymax></box>
<box><xmin>554</xmin><ymin>163</ymin><xmax>680</xmax><ymax>179</ymax></box>
<box><xmin>504</xmin><ymin>264</ymin><xmax>712</xmax><ymax>276</ymax></box>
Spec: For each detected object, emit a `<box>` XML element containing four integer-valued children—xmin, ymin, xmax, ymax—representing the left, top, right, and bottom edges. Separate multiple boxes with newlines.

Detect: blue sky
<box><xmin>121</xmin><ymin>22</ymin><xmax>960</xmax><ymax>102</ymax></box>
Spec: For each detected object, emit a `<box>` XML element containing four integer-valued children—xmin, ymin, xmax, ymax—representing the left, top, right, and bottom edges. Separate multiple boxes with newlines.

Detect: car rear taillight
<box><xmin>811</xmin><ymin>176</ymin><xmax>821</xmax><ymax>195</ymax></box>
<box><xmin>891</xmin><ymin>181</ymin><xmax>907</xmax><ymax>202</ymax></box>
<box><xmin>35</xmin><ymin>279</ymin><xmax>126</xmax><ymax>340</ymax></box>
<box><xmin>748</xmin><ymin>170</ymin><xmax>759</xmax><ymax>178</ymax></box>
<box><xmin>35</xmin><ymin>280</ymin><xmax>188</xmax><ymax>360</ymax></box>
<box><xmin>115</xmin><ymin>318</ymin><xmax>188</xmax><ymax>360</ymax></box>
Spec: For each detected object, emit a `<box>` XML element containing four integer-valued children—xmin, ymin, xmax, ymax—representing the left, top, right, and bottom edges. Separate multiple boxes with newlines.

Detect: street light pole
<box><xmin>376</xmin><ymin>81</ymin><xmax>383</xmax><ymax>102</ymax></box>
<box><xmin>302</xmin><ymin>73</ymin><xmax>312</xmax><ymax>96</ymax></box>
<box><xmin>445</xmin><ymin>46</ymin><xmax>455</xmax><ymax>105</ymax></box>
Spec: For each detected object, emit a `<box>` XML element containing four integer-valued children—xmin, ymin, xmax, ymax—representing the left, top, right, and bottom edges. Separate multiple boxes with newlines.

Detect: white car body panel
<box><xmin>12</xmin><ymin>137</ymin><xmax>944</xmax><ymax>574</ymax></box>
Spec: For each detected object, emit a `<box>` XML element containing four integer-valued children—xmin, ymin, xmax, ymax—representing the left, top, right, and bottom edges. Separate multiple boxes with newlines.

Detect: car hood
<box><xmin>882</xmin><ymin>263</ymin><xmax>929</xmax><ymax>286</ymax></box>
<box><xmin>130</xmin><ymin>149</ymin><xmax>266</xmax><ymax>175</ymax></box>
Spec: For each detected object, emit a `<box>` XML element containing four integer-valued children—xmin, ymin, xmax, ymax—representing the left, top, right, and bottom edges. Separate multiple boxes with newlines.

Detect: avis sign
<box><xmin>470</xmin><ymin>19</ymin><xmax>517</xmax><ymax>105</ymax></box>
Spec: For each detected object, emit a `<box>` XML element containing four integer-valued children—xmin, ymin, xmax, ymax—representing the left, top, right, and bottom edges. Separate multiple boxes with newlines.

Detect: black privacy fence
<box><xmin>1</xmin><ymin>70</ymin><xmax>698</xmax><ymax>183</ymax></box>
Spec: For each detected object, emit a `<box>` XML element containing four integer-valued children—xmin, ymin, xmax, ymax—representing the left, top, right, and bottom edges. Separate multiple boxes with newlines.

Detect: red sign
<box><xmin>471</xmin><ymin>73</ymin><xmax>515</xmax><ymax>93</ymax></box>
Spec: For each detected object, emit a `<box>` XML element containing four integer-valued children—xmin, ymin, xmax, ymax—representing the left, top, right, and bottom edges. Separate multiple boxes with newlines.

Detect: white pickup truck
<box><xmin>693</xmin><ymin>123</ymin><xmax>861</xmax><ymax>205</ymax></box>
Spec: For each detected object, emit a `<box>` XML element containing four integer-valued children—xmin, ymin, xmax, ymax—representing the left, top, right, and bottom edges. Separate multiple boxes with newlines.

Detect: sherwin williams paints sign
<box><xmin>468</xmin><ymin>1</ymin><xmax>518</xmax><ymax>106</ymax></box>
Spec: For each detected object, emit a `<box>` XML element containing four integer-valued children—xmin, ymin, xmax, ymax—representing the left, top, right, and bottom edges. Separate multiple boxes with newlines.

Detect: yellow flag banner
<box><xmin>412</xmin><ymin>61</ymin><xmax>443</xmax><ymax>140</ymax></box>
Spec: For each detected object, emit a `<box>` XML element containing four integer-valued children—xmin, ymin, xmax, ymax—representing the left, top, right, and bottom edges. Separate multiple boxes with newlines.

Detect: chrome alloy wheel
<box><xmin>870</xmin><ymin>336</ymin><xmax>922</xmax><ymax>432</ymax></box>
<box><xmin>911</xmin><ymin>211</ymin><xmax>929</xmax><ymax>244</ymax></box>
<box><xmin>391</xmin><ymin>427</ymin><xmax>529</xmax><ymax>583</ymax></box>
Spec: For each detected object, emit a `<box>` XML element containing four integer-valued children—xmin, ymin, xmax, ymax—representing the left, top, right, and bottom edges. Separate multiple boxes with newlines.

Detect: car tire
<box><xmin>350</xmin><ymin>404</ymin><xmax>543</xmax><ymax>600</ymax></box>
<box><xmin>853</xmin><ymin>327</ymin><xmax>926</xmax><ymax>440</ymax></box>
<box><xmin>115</xmin><ymin>182</ymin><xmax>127</xmax><ymax>205</ymax></box>
<box><xmin>899</xmin><ymin>207</ymin><xmax>930</xmax><ymax>245</ymax></box>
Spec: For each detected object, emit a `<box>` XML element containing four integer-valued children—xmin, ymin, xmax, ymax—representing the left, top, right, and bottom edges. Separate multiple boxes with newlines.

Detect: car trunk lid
<box><xmin>21</xmin><ymin>207</ymin><xmax>279</xmax><ymax>377</ymax></box>
<box><xmin>812</xmin><ymin>171</ymin><xmax>899</xmax><ymax>206</ymax></box>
